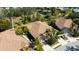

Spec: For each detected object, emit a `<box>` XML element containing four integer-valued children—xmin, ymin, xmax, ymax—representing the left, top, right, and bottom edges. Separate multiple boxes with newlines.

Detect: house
<box><xmin>0</xmin><ymin>29</ymin><xmax>29</xmax><ymax>51</ymax></box>
<box><xmin>73</xmin><ymin>8</ymin><xmax>79</xmax><ymax>12</ymax></box>
<box><xmin>55</xmin><ymin>17</ymin><xmax>73</xmax><ymax>30</ymax></box>
<box><xmin>25</xmin><ymin>21</ymin><xmax>51</xmax><ymax>38</ymax></box>
<box><xmin>56</xmin><ymin>7</ymin><xmax>68</xmax><ymax>11</ymax></box>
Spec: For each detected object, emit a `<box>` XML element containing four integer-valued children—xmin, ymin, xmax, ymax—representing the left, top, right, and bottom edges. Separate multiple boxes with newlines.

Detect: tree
<box><xmin>15</xmin><ymin>26</ymin><xmax>29</xmax><ymax>35</ymax></box>
<box><xmin>45</xmin><ymin>28</ymin><xmax>58</xmax><ymax>45</ymax></box>
<box><xmin>31</xmin><ymin>12</ymin><xmax>44</xmax><ymax>21</ymax></box>
<box><xmin>13</xmin><ymin>7</ymin><xmax>22</xmax><ymax>17</ymax></box>
<box><xmin>64</xmin><ymin>8</ymin><xmax>73</xmax><ymax>18</ymax></box>
<box><xmin>45</xmin><ymin>29</ymin><xmax>53</xmax><ymax>38</ymax></box>
<box><xmin>46</xmin><ymin>35</ymin><xmax>57</xmax><ymax>45</ymax></box>
<box><xmin>0</xmin><ymin>19</ymin><xmax>11</xmax><ymax>32</ymax></box>
<box><xmin>72</xmin><ymin>18</ymin><xmax>79</xmax><ymax>25</ymax></box>
<box><xmin>50</xmin><ymin>8</ymin><xmax>64</xmax><ymax>18</ymax></box>
<box><xmin>36</xmin><ymin>12</ymin><xmax>44</xmax><ymax>21</ymax></box>
<box><xmin>15</xmin><ymin>26</ymin><xmax>24</xmax><ymax>35</ymax></box>
<box><xmin>34</xmin><ymin>38</ymin><xmax>43</xmax><ymax>51</ymax></box>
<box><xmin>69</xmin><ymin>23</ymin><xmax>79</xmax><ymax>37</ymax></box>
<box><xmin>21</xmin><ymin>7</ymin><xmax>36</xmax><ymax>16</ymax></box>
<box><xmin>20</xmin><ymin>15</ymin><xmax>31</xmax><ymax>24</ymax></box>
<box><xmin>2</xmin><ymin>7</ymin><xmax>15</xmax><ymax>29</ymax></box>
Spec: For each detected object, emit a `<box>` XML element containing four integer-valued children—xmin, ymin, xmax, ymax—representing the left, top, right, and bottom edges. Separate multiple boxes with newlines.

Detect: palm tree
<box><xmin>2</xmin><ymin>7</ymin><xmax>15</xmax><ymax>29</ymax></box>
<box><xmin>45</xmin><ymin>29</ymin><xmax>53</xmax><ymax>38</ymax></box>
<box><xmin>45</xmin><ymin>28</ymin><xmax>58</xmax><ymax>45</ymax></box>
<box><xmin>34</xmin><ymin>38</ymin><xmax>43</xmax><ymax>51</ymax></box>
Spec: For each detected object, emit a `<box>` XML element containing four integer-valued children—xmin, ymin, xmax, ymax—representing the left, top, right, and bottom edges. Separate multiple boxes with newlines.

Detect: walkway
<box><xmin>58</xmin><ymin>38</ymin><xmax>68</xmax><ymax>45</ymax></box>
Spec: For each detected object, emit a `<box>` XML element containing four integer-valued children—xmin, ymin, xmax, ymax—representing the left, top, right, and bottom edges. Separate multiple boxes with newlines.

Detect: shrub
<box><xmin>15</xmin><ymin>26</ymin><xmax>24</xmax><ymax>35</ymax></box>
<box><xmin>47</xmin><ymin>36</ymin><xmax>58</xmax><ymax>46</ymax></box>
<box><xmin>45</xmin><ymin>28</ymin><xmax>59</xmax><ymax>46</ymax></box>
<box><xmin>22</xmin><ymin>26</ymin><xmax>29</xmax><ymax>34</ymax></box>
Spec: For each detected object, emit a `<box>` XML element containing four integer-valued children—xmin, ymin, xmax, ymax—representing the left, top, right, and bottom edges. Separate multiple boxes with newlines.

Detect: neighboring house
<box><xmin>56</xmin><ymin>7</ymin><xmax>68</xmax><ymax>11</ymax></box>
<box><xmin>0</xmin><ymin>29</ymin><xmax>29</xmax><ymax>51</ymax></box>
<box><xmin>73</xmin><ymin>8</ymin><xmax>79</xmax><ymax>12</ymax></box>
<box><xmin>25</xmin><ymin>21</ymin><xmax>51</xmax><ymax>38</ymax></box>
<box><xmin>55</xmin><ymin>17</ymin><xmax>73</xmax><ymax>30</ymax></box>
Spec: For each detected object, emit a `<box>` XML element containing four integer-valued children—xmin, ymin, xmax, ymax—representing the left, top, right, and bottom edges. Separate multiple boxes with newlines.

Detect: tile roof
<box><xmin>0</xmin><ymin>29</ymin><xmax>29</xmax><ymax>51</ymax></box>
<box><xmin>55</xmin><ymin>17</ymin><xmax>73</xmax><ymax>29</ymax></box>
<box><xmin>26</xmin><ymin>21</ymin><xmax>50</xmax><ymax>38</ymax></box>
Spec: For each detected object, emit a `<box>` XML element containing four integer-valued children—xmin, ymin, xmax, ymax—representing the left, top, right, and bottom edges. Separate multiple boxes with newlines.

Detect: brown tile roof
<box><xmin>0</xmin><ymin>29</ymin><xmax>29</xmax><ymax>51</ymax></box>
<box><xmin>26</xmin><ymin>21</ymin><xmax>50</xmax><ymax>38</ymax></box>
<box><xmin>55</xmin><ymin>17</ymin><xmax>73</xmax><ymax>29</ymax></box>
